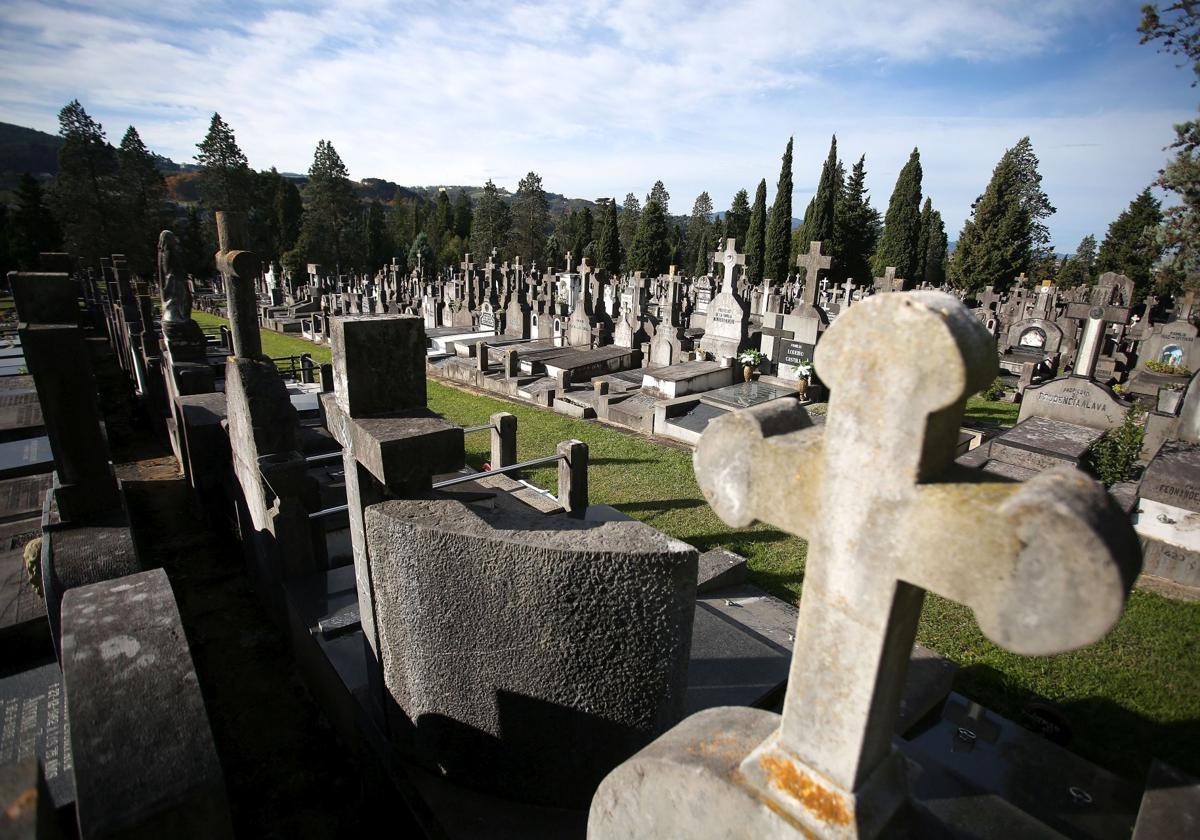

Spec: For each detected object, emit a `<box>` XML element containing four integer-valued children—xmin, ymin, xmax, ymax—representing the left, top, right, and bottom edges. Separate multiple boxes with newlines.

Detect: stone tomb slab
<box><xmin>987</xmin><ymin>416</ymin><xmax>1101</xmax><ymax>472</ymax></box>
<box><xmin>0</xmin><ymin>391</ymin><xmax>44</xmax><ymax>443</ymax></box>
<box><xmin>1017</xmin><ymin>376</ymin><xmax>1125</xmax><ymax>430</ymax></box>
<box><xmin>540</xmin><ymin>346</ymin><xmax>636</xmax><ymax>384</ymax></box>
<box><xmin>699</xmin><ymin>381</ymin><xmax>798</xmax><ymax>411</ymax></box>
<box><xmin>0</xmin><ymin>473</ymin><xmax>52</xmax><ymax>525</ymax></box>
<box><xmin>0</xmin><ymin>436</ymin><xmax>53</xmax><ymax>480</ymax></box>
<box><xmin>640</xmin><ymin>360</ymin><xmax>733</xmax><ymax>400</ymax></box>
<box><xmin>0</xmin><ymin>659</ymin><xmax>74</xmax><ymax>808</ymax></box>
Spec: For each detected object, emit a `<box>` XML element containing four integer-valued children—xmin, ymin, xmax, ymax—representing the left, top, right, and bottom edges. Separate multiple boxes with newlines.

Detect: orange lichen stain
<box><xmin>4</xmin><ymin>786</ymin><xmax>37</xmax><ymax>819</ymax></box>
<box><xmin>687</xmin><ymin>733</ymin><xmax>742</xmax><ymax>764</ymax></box>
<box><xmin>759</xmin><ymin>755</ymin><xmax>852</xmax><ymax>827</ymax></box>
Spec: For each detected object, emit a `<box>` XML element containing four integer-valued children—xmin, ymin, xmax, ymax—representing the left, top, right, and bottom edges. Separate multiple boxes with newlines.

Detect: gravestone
<box><xmin>590</xmin><ymin>292</ymin><xmax>1140</xmax><ymax>838</ymax></box>
<box><xmin>698</xmin><ymin>240</ymin><xmax>747</xmax><ymax>359</ymax></box>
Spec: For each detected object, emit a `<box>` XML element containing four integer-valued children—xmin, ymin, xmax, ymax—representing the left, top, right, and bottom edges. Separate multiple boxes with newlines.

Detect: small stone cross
<box><xmin>873</xmin><ymin>266</ymin><xmax>901</xmax><ymax>294</ymax></box>
<box><xmin>796</xmin><ymin>241</ymin><xmax>832</xmax><ymax>306</ymax></box>
<box><xmin>460</xmin><ymin>253</ymin><xmax>474</xmax><ymax>276</ymax></box>
<box><xmin>565</xmin><ymin>250</ymin><xmax>574</xmax><ymax>274</ymax></box>
<box><xmin>714</xmin><ymin>238</ymin><xmax>745</xmax><ymax>293</ymax></box>
<box><xmin>579</xmin><ymin>256</ymin><xmax>591</xmax><ymax>278</ymax></box>
<box><xmin>593</xmin><ymin>292</ymin><xmax>1142</xmax><ymax>838</ymax></box>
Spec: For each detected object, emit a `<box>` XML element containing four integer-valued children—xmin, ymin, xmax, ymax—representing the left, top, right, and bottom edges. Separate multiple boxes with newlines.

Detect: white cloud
<box><xmin>0</xmin><ymin>0</ymin><xmax>1189</xmax><ymax>250</ymax></box>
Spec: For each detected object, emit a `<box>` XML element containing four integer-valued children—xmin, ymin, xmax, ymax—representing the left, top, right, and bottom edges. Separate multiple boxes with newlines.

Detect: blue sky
<box><xmin>0</xmin><ymin>0</ymin><xmax>1193</xmax><ymax>253</ymax></box>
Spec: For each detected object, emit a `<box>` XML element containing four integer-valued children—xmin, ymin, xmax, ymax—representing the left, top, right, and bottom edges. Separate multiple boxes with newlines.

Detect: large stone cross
<box><xmin>796</xmin><ymin>240</ymin><xmax>832</xmax><ymax>306</ymax></box>
<box><xmin>591</xmin><ymin>292</ymin><xmax>1141</xmax><ymax>838</ymax></box>
<box><xmin>460</xmin><ymin>253</ymin><xmax>474</xmax><ymax>276</ymax></box>
<box><xmin>213</xmin><ymin>210</ymin><xmax>262</xmax><ymax>358</ymax></box>
<box><xmin>714</xmin><ymin>238</ymin><xmax>745</xmax><ymax>293</ymax></box>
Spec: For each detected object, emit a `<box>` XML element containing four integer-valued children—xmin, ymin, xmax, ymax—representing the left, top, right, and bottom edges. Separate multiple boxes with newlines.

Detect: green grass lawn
<box><xmin>196</xmin><ymin>311</ymin><xmax>1200</xmax><ymax>782</ymax></box>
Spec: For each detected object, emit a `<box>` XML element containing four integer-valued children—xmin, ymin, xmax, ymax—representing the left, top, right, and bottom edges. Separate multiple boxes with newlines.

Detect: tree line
<box><xmin>0</xmin><ymin>92</ymin><xmax>1183</xmax><ymax>298</ymax></box>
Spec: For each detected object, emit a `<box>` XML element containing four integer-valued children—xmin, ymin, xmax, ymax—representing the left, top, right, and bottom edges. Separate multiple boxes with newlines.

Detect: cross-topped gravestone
<box><xmin>872</xmin><ymin>266</ymin><xmax>901</xmax><ymax>294</ymax></box>
<box><xmin>565</xmin><ymin>250</ymin><xmax>574</xmax><ymax>274</ymax></box>
<box><xmin>796</xmin><ymin>241</ymin><xmax>832</xmax><ymax>307</ymax></box>
<box><xmin>715</xmin><ymin>238</ymin><xmax>745</xmax><ymax>293</ymax></box>
<box><xmin>460</xmin><ymin>253</ymin><xmax>474</xmax><ymax>276</ymax></box>
<box><xmin>590</xmin><ymin>292</ymin><xmax>1141</xmax><ymax>839</ymax></box>
<box><xmin>214</xmin><ymin>210</ymin><xmax>262</xmax><ymax>358</ymax></box>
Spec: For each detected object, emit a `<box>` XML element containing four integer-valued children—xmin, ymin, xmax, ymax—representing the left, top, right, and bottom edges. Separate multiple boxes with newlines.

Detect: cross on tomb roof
<box><xmin>565</xmin><ymin>250</ymin><xmax>573</xmax><ymax>274</ymax></box>
<box><xmin>796</xmin><ymin>241</ymin><xmax>832</xmax><ymax>306</ymax></box>
<box><xmin>579</xmin><ymin>256</ymin><xmax>591</xmax><ymax>278</ymax></box>
<box><xmin>686</xmin><ymin>291</ymin><xmax>1139</xmax><ymax>833</ymax></box>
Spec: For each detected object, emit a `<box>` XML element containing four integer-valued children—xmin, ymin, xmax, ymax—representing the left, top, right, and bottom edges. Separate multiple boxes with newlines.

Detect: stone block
<box><xmin>365</xmin><ymin>497</ymin><xmax>697</xmax><ymax>807</ymax></box>
<box><xmin>1132</xmin><ymin>759</ymin><xmax>1200</xmax><ymax>839</ymax></box>
<box><xmin>331</xmin><ymin>315</ymin><xmax>427</xmax><ymax>417</ymax></box>
<box><xmin>9</xmin><ymin>273</ymin><xmax>78</xmax><ymax>325</ymax></box>
<box><xmin>61</xmin><ymin>569</ymin><xmax>233</xmax><ymax>839</ymax></box>
<box><xmin>696</xmin><ymin>547</ymin><xmax>747</xmax><ymax>593</ymax></box>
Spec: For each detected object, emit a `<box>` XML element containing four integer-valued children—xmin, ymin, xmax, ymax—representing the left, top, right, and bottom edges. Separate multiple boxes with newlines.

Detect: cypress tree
<box><xmin>116</xmin><ymin>126</ymin><xmax>167</xmax><ymax>269</ymax></box>
<box><xmin>792</xmin><ymin>196</ymin><xmax>816</xmax><ymax>263</ymax></box>
<box><xmin>923</xmin><ymin>208</ymin><xmax>948</xmax><ymax>286</ymax></box>
<box><xmin>617</xmin><ymin>193</ymin><xmax>641</xmax><ymax>264</ymax></box>
<box><xmin>951</xmin><ymin>139</ymin><xmax>1054</xmax><ymax>292</ymax></box>
<box><xmin>1095</xmin><ymin>187</ymin><xmax>1164</xmax><ymax>293</ymax></box>
<box><xmin>916</xmin><ymin>197</ymin><xmax>933</xmax><ymax>283</ymax></box>
<box><xmin>832</xmin><ymin>155</ymin><xmax>882</xmax><ymax>285</ymax></box>
<box><xmin>873</xmin><ymin>148</ymin><xmax>923</xmax><ymax>283</ymax></box>
<box><xmin>684</xmin><ymin>191</ymin><xmax>713</xmax><ymax>275</ymax></box>
<box><xmin>453</xmin><ymin>190</ymin><xmax>472</xmax><ymax>239</ymax></box>
<box><xmin>646</xmin><ymin>181</ymin><xmax>670</xmax><ymax>215</ymax></box>
<box><xmin>596</xmin><ymin>198</ymin><xmax>622</xmax><ymax>274</ymax></box>
<box><xmin>724</xmin><ymin>189</ymin><xmax>751</xmax><ymax>248</ymax></box>
<box><xmin>745</xmin><ymin>179</ymin><xmax>768</xmax><ymax>284</ymax></box>
<box><xmin>795</xmin><ymin>136</ymin><xmax>840</xmax><ymax>262</ymax></box>
<box><xmin>627</xmin><ymin>199</ymin><xmax>671</xmax><ymax>276</ymax></box>
<box><xmin>763</xmin><ymin>137</ymin><xmax>794</xmax><ymax>282</ymax></box>
<box><xmin>1058</xmin><ymin>234</ymin><xmax>1098</xmax><ymax>287</ymax></box>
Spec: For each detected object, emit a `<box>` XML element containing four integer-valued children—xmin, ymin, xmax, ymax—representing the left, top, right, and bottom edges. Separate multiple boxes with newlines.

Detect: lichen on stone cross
<box><xmin>592</xmin><ymin>292</ymin><xmax>1140</xmax><ymax>839</ymax></box>
<box><xmin>796</xmin><ymin>241</ymin><xmax>832</xmax><ymax>307</ymax></box>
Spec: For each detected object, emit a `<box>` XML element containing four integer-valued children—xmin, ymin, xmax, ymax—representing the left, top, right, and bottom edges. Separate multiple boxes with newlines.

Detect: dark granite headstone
<box><xmin>0</xmin><ymin>660</ymin><xmax>74</xmax><ymax>808</ymax></box>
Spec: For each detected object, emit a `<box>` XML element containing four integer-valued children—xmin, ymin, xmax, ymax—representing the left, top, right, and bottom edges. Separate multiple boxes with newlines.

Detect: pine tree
<box><xmin>1096</xmin><ymin>187</ymin><xmax>1164</xmax><ymax>292</ymax></box>
<box><xmin>764</xmin><ymin>138</ymin><xmax>794</xmax><ymax>282</ymax></box>
<box><xmin>832</xmin><ymin>156</ymin><xmax>882</xmax><ymax>285</ymax></box>
<box><xmin>408</xmin><ymin>232</ymin><xmax>434</xmax><ymax>276</ymax></box>
<box><xmin>627</xmin><ymin>199</ymin><xmax>671</xmax><ymax>275</ymax></box>
<box><xmin>873</xmin><ymin>148</ymin><xmax>923</xmax><ymax>283</ymax></box>
<box><xmin>1059</xmin><ymin>234</ymin><xmax>1098</xmax><ymax>287</ymax></box>
<box><xmin>923</xmin><ymin>208</ymin><xmax>948</xmax><ymax>286</ymax></box>
<box><xmin>115</xmin><ymin>126</ymin><xmax>166</xmax><ymax>269</ymax></box>
<box><xmin>274</xmin><ymin>174</ymin><xmax>303</xmax><ymax>255</ymax></box>
<box><xmin>596</xmin><ymin>198</ymin><xmax>622</xmax><ymax>274</ymax></box>
<box><xmin>951</xmin><ymin>138</ymin><xmax>1055</xmax><ymax>292</ymax></box>
<box><xmin>10</xmin><ymin>173</ymin><xmax>59</xmax><ymax>269</ymax></box>
<box><xmin>509</xmin><ymin>172</ymin><xmax>549</xmax><ymax>265</ymax></box>
<box><xmin>646</xmin><ymin>181</ymin><xmax>670</xmax><ymax>215</ymax></box>
<box><xmin>617</xmin><ymin>193</ymin><xmax>641</xmax><ymax>267</ymax></box>
<box><xmin>296</xmin><ymin>139</ymin><xmax>360</xmax><ymax>269</ymax></box>
<box><xmin>469</xmin><ymin>179</ymin><xmax>510</xmax><ymax>261</ymax></box>
<box><xmin>195</xmin><ymin>113</ymin><xmax>251</xmax><ymax>211</ymax></box>
<box><xmin>0</xmin><ymin>205</ymin><xmax>10</xmax><ymax>278</ymax></box>
<box><xmin>363</xmin><ymin>200</ymin><xmax>391</xmax><ymax>268</ymax></box>
<box><xmin>51</xmin><ymin>100</ymin><xmax>117</xmax><ymax>265</ymax></box>
<box><xmin>426</xmin><ymin>189</ymin><xmax>452</xmax><ymax>259</ymax></box>
<box><xmin>745</xmin><ymin>179</ymin><xmax>768</xmax><ymax>284</ymax></box>
<box><xmin>684</xmin><ymin>191</ymin><xmax>713</xmax><ymax>275</ymax></box>
<box><xmin>175</xmin><ymin>205</ymin><xmax>210</xmax><ymax>276</ymax></box>
<box><xmin>724</xmin><ymin>189</ymin><xmax>750</xmax><ymax>248</ymax></box>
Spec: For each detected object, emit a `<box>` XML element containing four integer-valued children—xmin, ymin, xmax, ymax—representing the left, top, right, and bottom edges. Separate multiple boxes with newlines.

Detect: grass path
<box><xmin>193</xmin><ymin>310</ymin><xmax>1200</xmax><ymax>781</ymax></box>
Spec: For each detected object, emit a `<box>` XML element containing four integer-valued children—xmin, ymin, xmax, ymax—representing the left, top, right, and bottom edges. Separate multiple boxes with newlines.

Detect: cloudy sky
<box><xmin>0</xmin><ymin>0</ymin><xmax>1193</xmax><ymax>250</ymax></box>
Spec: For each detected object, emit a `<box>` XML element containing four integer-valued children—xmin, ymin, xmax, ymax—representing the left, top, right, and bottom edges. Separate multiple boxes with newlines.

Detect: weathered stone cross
<box><xmin>714</xmin><ymin>238</ymin><xmax>745</xmax><ymax>293</ymax></box>
<box><xmin>460</xmin><ymin>253</ymin><xmax>474</xmax><ymax>276</ymax></box>
<box><xmin>796</xmin><ymin>240</ymin><xmax>832</xmax><ymax>307</ymax></box>
<box><xmin>565</xmin><ymin>250</ymin><xmax>574</xmax><ymax>274</ymax></box>
<box><xmin>590</xmin><ymin>291</ymin><xmax>1140</xmax><ymax>838</ymax></box>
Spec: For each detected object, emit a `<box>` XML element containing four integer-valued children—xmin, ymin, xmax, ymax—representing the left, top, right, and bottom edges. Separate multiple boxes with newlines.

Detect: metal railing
<box><xmin>305</xmin><ymin>452</ymin><xmax>564</xmax><ymax>520</ymax></box>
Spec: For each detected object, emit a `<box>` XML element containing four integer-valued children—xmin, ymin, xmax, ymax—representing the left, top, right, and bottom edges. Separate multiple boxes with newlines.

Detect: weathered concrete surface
<box><xmin>60</xmin><ymin>568</ymin><xmax>233</xmax><ymax>839</ymax></box>
<box><xmin>331</xmin><ymin>315</ymin><xmax>427</xmax><ymax>417</ymax></box>
<box><xmin>365</xmin><ymin>497</ymin><xmax>697</xmax><ymax>807</ymax></box>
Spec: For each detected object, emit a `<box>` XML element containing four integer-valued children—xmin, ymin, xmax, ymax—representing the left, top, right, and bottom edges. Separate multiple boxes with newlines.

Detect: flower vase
<box><xmin>796</xmin><ymin>377</ymin><xmax>809</xmax><ymax>399</ymax></box>
<box><xmin>743</xmin><ymin>365</ymin><xmax>753</xmax><ymax>383</ymax></box>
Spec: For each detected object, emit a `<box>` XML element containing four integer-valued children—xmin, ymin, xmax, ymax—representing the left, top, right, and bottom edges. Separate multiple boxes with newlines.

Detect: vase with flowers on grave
<box><xmin>738</xmin><ymin>349</ymin><xmax>765</xmax><ymax>383</ymax></box>
<box><xmin>793</xmin><ymin>362</ymin><xmax>814</xmax><ymax>400</ymax></box>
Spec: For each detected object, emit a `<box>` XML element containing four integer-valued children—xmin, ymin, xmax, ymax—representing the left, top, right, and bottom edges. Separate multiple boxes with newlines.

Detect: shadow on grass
<box><xmin>613</xmin><ymin>498</ymin><xmax>707</xmax><ymax>514</ymax></box>
<box><xmin>954</xmin><ymin>662</ymin><xmax>1200</xmax><ymax>782</ymax></box>
<box><xmin>587</xmin><ymin>456</ymin><xmax>657</xmax><ymax>466</ymax></box>
<box><xmin>686</xmin><ymin>528</ymin><xmax>796</xmax><ymax>553</ymax></box>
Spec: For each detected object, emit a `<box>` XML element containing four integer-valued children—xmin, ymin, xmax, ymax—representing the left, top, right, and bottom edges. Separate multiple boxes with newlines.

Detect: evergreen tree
<box><xmin>363</xmin><ymin>200</ymin><xmax>391</xmax><ymax>268</ymax></box>
<box><xmin>425</xmin><ymin>189</ymin><xmax>452</xmax><ymax>260</ymax></box>
<box><xmin>408</xmin><ymin>232</ymin><xmax>434</xmax><ymax>277</ymax></box>
<box><xmin>1058</xmin><ymin>234</ymin><xmax>1098</xmax><ymax>287</ymax></box>
<box><xmin>745</xmin><ymin>178</ymin><xmax>768</xmax><ymax>284</ymax></box>
<box><xmin>195</xmin><ymin>113</ymin><xmax>251</xmax><ymax>211</ymax></box>
<box><xmin>10</xmin><ymin>173</ymin><xmax>59</xmax><ymax>269</ymax></box>
<box><xmin>296</xmin><ymin>139</ymin><xmax>360</xmax><ymax>269</ymax></box>
<box><xmin>763</xmin><ymin>137</ymin><xmax>794</xmax><ymax>282</ymax></box>
<box><xmin>542</xmin><ymin>232</ymin><xmax>564</xmax><ymax>272</ymax></box>
<box><xmin>1096</xmin><ymin>187</ymin><xmax>1164</xmax><ymax>293</ymax></box>
<box><xmin>647</xmin><ymin>181</ymin><xmax>670</xmax><ymax>215</ymax></box>
<box><xmin>617</xmin><ymin>193</ymin><xmax>641</xmax><ymax>266</ymax></box>
<box><xmin>923</xmin><ymin>208</ymin><xmax>948</xmax><ymax>286</ymax></box>
<box><xmin>387</xmin><ymin>195</ymin><xmax>414</xmax><ymax>255</ymax></box>
<box><xmin>51</xmin><ymin>100</ymin><xmax>117</xmax><ymax>265</ymax></box>
<box><xmin>596</xmin><ymin>198</ymin><xmax>622</xmax><ymax>274</ymax></box>
<box><xmin>627</xmin><ymin>199</ymin><xmax>671</xmax><ymax>275</ymax></box>
<box><xmin>175</xmin><ymin>205</ymin><xmax>210</xmax><ymax>276</ymax></box>
<box><xmin>832</xmin><ymin>156</ymin><xmax>882</xmax><ymax>285</ymax></box>
<box><xmin>510</xmin><ymin>172</ymin><xmax>550</xmax><ymax>265</ymax></box>
<box><xmin>684</xmin><ymin>191</ymin><xmax>713</xmax><ymax>276</ymax></box>
<box><xmin>951</xmin><ymin>138</ymin><xmax>1055</xmax><ymax>292</ymax></box>
<box><xmin>469</xmin><ymin>179</ymin><xmax>510</xmax><ymax>261</ymax></box>
<box><xmin>794</xmin><ymin>136</ymin><xmax>840</xmax><ymax>262</ymax></box>
<box><xmin>916</xmin><ymin>197</ymin><xmax>934</xmax><ymax>283</ymax></box>
<box><xmin>724</xmin><ymin>189</ymin><xmax>750</xmax><ymax>247</ymax></box>
<box><xmin>0</xmin><ymin>205</ymin><xmax>10</xmax><ymax>278</ymax></box>
<box><xmin>571</xmin><ymin>207</ymin><xmax>594</xmax><ymax>260</ymax></box>
<box><xmin>115</xmin><ymin>126</ymin><xmax>167</xmax><ymax>269</ymax></box>
<box><xmin>792</xmin><ymin>196</ymin><xmax>816</xmax><ymax>262</ymax></box>
<box><xmin>274</xmin><ymin>174</ymin><xmax>303</xmax><ymax>255</ymax></box>
<box><xmin>873</xmin><ymin>148</ymin><xmax>923</xmax><ymax>283</ymax></box>
<box><xmin>453</xmin><ymin>190</ymin><xmax>472</xmax><ymax>239</ymax></box>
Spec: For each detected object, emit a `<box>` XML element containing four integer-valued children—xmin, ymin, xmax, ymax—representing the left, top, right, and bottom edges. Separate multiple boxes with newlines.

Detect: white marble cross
<box><xmin>714</xmin><ymin>238</ymin><xmax>745</xmax><ymax>294</ymax></box>
<box><xmin>565</xmin><ymin>250</ymin><xmax>574</xmax><ymax>274</ymax></box>
<box><xmin>592</xmin><ymin>291</ymin><xmax>1141</xmax><ymax>839</ymax></box>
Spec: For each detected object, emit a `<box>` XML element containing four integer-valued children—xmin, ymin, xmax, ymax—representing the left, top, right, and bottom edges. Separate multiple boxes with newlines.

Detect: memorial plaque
<box><xmin>479</xmin><ymin>312</ymin><xmax>495</xmax><ymax>331</ymax></box>
<box><xmin>780</xmin><ymin>340</ymin><xmax>815</xmax><ymax>368</ymax></box>
<box><xmin>0</xmin><ymin>660</ymin><xmax>74</xmax><ymax>808</ymax></box>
